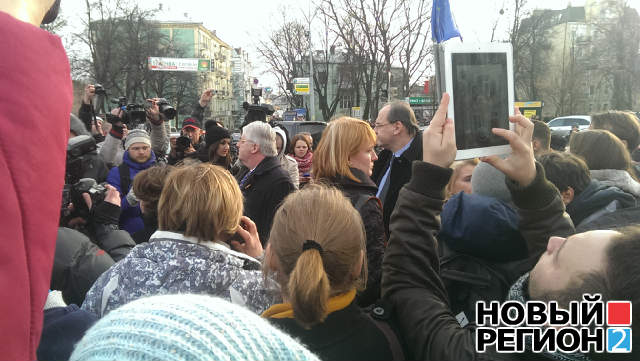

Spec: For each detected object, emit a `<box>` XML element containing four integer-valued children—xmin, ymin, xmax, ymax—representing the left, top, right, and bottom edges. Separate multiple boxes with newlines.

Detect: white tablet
<box><xmin>441</xmin><ymin>43</ymin><xmax>515</xmax><ymax>159</ymax></box>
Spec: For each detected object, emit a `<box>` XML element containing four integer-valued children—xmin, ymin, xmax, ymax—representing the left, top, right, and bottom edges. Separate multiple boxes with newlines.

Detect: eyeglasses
<box><xmin>374</xmin><ymin>122</ymin><xmax>393</xmax><ymax>129</ymax></box>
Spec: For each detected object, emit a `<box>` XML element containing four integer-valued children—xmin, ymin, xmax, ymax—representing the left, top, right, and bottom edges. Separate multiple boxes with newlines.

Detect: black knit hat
<box><xmin>204</xmin><ymin>120</ymin><xmax>231</xmax><ymax>146</ymax></box>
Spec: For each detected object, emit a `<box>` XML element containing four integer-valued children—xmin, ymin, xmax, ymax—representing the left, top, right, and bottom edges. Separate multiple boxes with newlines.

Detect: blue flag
<box><xmin>432</xmin><ymin>0</ymin><xmax>462</xmax><ymax>43</ymax></box>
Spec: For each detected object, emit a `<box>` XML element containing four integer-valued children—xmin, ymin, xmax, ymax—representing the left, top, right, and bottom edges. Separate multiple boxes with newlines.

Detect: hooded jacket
<box><xmin>440</xmin><ymin>192</ymin><xmax>529</xmax><ymax>263</ymax></box>
<box><xmin>0</xmin><ymin>11</ymin><xmax>73</xmax><ymax>360</ymax></box>
<box><xmin>106</xmin><ymin>150</ymin><xmax>157</xmax><ymax>234</ymax></box>
<box><xmin>274</xmin><ymin>127</ymin><xmax>299</xmax><ymax>189</ymax></box>
<box><xmin>81</xmin><ymin>231</ymin><xmax>280</xmax><ymax>317</ymax></box>
<box><xmin>566</xmin><ymin>179</ymin><xmax>637</xmax><ymax>227</ymax></box>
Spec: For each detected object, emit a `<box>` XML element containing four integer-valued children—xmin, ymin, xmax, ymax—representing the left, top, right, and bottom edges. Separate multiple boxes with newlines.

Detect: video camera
<box><xmin>62</xmin><ymin>135</ymin><xmax>108</xmax><ymax>222</ymax></box>
<box><xmin>241</xmin><ymin>88</ymin><xmax>275</xmax><ymax>127</ymax></box>
<box><xmin>106</xmin><ymin>96</ymin><xmax>176</xmax><ymax>126</ymax></box>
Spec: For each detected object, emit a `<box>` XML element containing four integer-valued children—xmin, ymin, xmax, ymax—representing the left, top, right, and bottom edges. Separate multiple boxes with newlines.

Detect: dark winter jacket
<box><xmin>37</xmin><ymin>304</ymin><xmax>98</xmax><ymax>361</ymax></box>
<box><xmin>382</xmin><ymin>161</ymin><xmax>574</xmax><ymax>360</ymax></box>
<box><xmin>371</xmin><ymin>132</ymin><xmax>423</xmax><ymax>235</ymax></box>
<box><xmin>105</xmin><ymin>150</ymin><xmax>157</xmax><ymax>234</ymax></box>
<box><xmin>269</xmin><ymin>301</ymin><xmax>397</xmax><ymax>361</ymax></box>
<box><xmin>51</xmin><ymin>228</ymin><xmax>115</xmax><ymax>306</ymax></box>
<box><xmin>566</xmin><ymin>179</ymin><xmax>637</xmax><ymax>227</ymax></box>
<box><xmin>440</xmin><ymin>192</ymin><xmax>528</xmax><ymax>263</ymax></box>
<box><xmin>325</xmin><ymin>168</ymin><xmax>386</xmax><ymax>307</ymax></box>
<box><xmin>235</xmin><ymin>157</ymin><xmax>295</xmax><ymax>244</ymax></box>
<box><xmin>81</xmin><ymin>231</ymin><xmax>280</xmax><ymax>317</ymax></box>
<box><xmin>576</xmin><ymin>206</ymin><xmax>640</xmax><ymax>232</ymax></box>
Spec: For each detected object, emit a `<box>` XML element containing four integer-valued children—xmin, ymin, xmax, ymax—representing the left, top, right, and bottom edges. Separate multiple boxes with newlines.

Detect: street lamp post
<box><xmin>308</xmin><ymin>2</ymin><xmax>316</xmax><ymax>121</ymax></box>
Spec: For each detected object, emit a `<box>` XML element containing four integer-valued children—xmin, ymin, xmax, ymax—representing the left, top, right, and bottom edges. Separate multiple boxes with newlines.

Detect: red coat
<box><xmin>0</xmin><ymin>11</ymin><xmax>72</xmax><ymax>360</ymax></box>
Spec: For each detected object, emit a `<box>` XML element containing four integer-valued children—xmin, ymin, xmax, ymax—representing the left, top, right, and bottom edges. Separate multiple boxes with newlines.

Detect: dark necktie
<box><xmin>378</xmin><ymin>157</ymin><xmax>394</xmax><ymax>204</ymax></box>
<box><xmin>239</xmin><ymin>170</ymin><xmax>252</xmax><ymax>188</ymax></box>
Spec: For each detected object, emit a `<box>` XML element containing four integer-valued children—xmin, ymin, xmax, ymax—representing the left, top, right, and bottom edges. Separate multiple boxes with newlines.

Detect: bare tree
<box><xmin>513</xmin><ymin>9</ymin><xmax>556</xmax><ymax>101</ymax></box>
<box><xmin>396</xmin><ymin>0</ymin><xmax>433</xmax><ymax>97</ymax></box>
<box><xmin>591</xmin><ymin>4</ymin><xmax>640</xmax><ymax>110</ymax></box>
<box><xmin>76</xmin><ymin>0</ymin><xmax>165</xmax><ymax>102</ymax></box>
<box><xmin>256</xmin><ymin>19</ymin><xmax>308</xmax><ymax>109</ymax></box>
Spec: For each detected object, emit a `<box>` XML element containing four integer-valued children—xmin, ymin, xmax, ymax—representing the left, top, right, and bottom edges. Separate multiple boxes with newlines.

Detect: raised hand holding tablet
<box><xmin>423</xmin><ymin>93</ymin><xmax>457</xmax><ymax>169</ymax></box>
<box><xmin>480</xmin><ymin>109</ymin><xmax>537</xmax><ymax>188</ymax></box>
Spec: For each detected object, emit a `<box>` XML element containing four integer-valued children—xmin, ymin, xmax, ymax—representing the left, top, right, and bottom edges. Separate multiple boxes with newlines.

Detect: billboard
<box><xmin>148</xmin><ymin>57</ymin><xmax>212</xmax><ymax>72</ymax></box>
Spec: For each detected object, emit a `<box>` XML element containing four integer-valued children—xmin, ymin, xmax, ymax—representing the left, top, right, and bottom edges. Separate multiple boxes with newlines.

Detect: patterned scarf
<box><xmin>507</xmin><ymin>274</ymin><xmax>591</xmax><ymax>361</ymax></box>
<box><xmin>293</xmin><ymin>151</ymin><xmax>313</xmax><ymax>175</ymax></box>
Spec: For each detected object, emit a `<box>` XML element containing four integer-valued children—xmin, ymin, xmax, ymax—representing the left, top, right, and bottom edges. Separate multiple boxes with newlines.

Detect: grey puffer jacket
<box><xmin>81</xmin><ymin>231</ymin><xmax>280</xmax><ymax>317</ymax></box>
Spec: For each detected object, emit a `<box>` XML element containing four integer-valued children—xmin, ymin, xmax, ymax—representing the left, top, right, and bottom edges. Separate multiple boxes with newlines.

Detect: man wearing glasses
<box><xmin>372</xmin><ymin>101</ymin><xmax>422</xmax><ymax>235</ymax></box>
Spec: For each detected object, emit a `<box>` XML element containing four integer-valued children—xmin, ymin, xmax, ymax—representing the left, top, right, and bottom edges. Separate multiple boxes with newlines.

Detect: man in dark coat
<box><xmin>236</xmin><ymin>121</ymin><xmax>294</xmax><ymax>244</ymax></box>
<box><xmin>371</xmin><ymin>101</ymin><xmax>422</xmax><ymax>235</ymax></box>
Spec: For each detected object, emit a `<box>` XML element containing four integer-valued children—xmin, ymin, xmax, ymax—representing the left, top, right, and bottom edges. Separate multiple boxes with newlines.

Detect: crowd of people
<box><xmin>2</xmin><ymin>2</ymin><xmax>640</xmax><ymax>361</ymax></box>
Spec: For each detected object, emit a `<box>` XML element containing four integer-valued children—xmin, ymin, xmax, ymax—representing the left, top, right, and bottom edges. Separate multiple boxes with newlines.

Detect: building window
<box><xmin>340</xmin><ymin>95</ymin><xmax>353</xmax><ymax>109</ymax></box>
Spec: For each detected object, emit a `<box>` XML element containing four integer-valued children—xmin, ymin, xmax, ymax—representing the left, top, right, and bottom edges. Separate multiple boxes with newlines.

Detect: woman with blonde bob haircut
<box><xmin>82</xmin><ymin>164</ymin><xmax>279</xmax><ymax>317</ymax></box>
<box><xmin>312</xmin><ymin>117</ymin><xmax>385</xmax><ymax>307</ymax></box>
<box><xmin>262</xmin><ymin>185</ymin><xmax>400</xmax><ymax>360</ymax></box>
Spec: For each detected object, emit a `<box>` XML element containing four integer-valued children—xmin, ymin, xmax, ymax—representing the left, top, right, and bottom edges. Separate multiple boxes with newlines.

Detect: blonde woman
<box><xmin>444</xmin><ymin>158</ymin><xmax>479</xmax><ymax>200</ymax></box>
<box><xmin>313</xmin><ymin>116</ymin><xmax>385</xmax><ymax>306</ymax></box>
<box><xmin>81</xmin><ymin>164</ymin><xmax>278</xmax><ymax>317</ymax></box>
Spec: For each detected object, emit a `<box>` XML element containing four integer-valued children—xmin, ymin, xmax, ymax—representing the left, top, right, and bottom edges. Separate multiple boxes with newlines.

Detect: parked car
<box><xmin>273</xmin><ymin>120</ymin><xmax>327</xmax><ymax>149</ymax></box>
<box><xmin>547</xmin><ymin>115</ymin><xmax>591</xmax><ymax>138</ymax></box>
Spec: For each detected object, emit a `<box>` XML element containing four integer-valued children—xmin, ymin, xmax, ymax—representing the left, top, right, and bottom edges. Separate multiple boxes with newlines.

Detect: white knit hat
<box><xmin>124</xmin><ymin>129</ymin><xmax>151</xmax><ymax>150</ymax></box>
<box><xmin>70</xmin><ymin>294</ymin><xmax>319</xmax><ymax>361</ymax></box>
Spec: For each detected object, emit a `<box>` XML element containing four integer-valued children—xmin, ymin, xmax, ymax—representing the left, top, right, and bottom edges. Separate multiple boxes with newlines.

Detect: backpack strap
<box><xmin>365</xmin><ymin>302</ymin><xmax>405</xmax><ymax>361</ymax></box>
<box><xmin>118</xmin><ymin>163</ymin><xmax>131</xmax><ymax>194</ymax></box>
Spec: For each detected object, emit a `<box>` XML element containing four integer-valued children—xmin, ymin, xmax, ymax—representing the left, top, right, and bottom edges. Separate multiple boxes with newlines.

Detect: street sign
<box><xmin>351</xmin><ymin>106</ymin><xmax>362</xmax><ymax>119</ymax></box>
<box><xmin>148</xmin><ymin>57</ymin><xmax>211</xmax><ymax>72</ymax></box>
<box><xmin>408</xmin><ymin>96</ymin><xmax>433</xmax><ymax>105</ymax></box>
<box><xmin>514</xmin><ymin>101</ymin><xmax>543</xmax><ymax>108</ymax></box>
<box><xmin>293</xmin><ymin>77</ymin><xmax>310</xmax><ymax>95</ymax></box>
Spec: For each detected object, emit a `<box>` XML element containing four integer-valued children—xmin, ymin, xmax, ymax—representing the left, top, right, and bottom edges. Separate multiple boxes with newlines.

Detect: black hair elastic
<box><xmin>302</xmin><ymin>240</ymin><xmax>323</xmax><ymax>255</ymax></box>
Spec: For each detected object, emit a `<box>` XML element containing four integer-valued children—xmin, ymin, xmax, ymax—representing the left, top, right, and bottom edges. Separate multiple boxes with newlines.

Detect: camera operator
<box><xmin>106</xmin><ymin>129</ymin><xmax>157</xmax><ymax>235</ymax></box>
<box><xmin>69</xmin><ymin>114</ymin><xmax>109</xmax><ymax>183</ymax></box>
<box><xmin>79</xmin><ymin>85</ymin><xmax>170</xmax><ymax>167</ymax></box>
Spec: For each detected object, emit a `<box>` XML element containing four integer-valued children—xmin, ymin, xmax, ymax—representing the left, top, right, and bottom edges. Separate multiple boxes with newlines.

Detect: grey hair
<box><xmin>243</xmin><ymin>121</ymin><xmax>277</xmax><ymax>157</ymax></box>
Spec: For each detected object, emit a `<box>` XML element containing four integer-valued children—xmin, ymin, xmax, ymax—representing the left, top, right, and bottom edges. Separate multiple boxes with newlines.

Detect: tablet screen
<box><xmin>452</xmin><ymin>53</ymin><xmax>509</xmax><ymax>150</ymax></box>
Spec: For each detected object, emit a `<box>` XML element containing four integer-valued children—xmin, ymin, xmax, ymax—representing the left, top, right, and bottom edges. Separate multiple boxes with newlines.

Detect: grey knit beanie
<box><xmin>124</xmin><ymin>129</ymin><xmax>151</xmax><ymax>150</ymax></box>
<box><xmin>471</xmin><ymin>161</ymin><xmax>512</xmax><ymax>204</ymax></box>
<box><xmin>70</xmin><ymin>294</ymin><xmax>319</xmax><ymax>361</ymax></box>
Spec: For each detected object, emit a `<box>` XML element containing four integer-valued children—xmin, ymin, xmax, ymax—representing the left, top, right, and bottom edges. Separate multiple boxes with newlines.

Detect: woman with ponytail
<box><xmin>261</xmin><ymin>185</ymin><xmax>401</xmax><ymax>361</ymax></box>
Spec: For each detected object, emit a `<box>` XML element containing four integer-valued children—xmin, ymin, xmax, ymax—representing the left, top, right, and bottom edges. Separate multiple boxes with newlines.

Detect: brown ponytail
<box><xmin>287</xmin><ymin>249</ymin><xmax>330</xmax><ymax>329</ymax></box>
<box><xmin>266</xmin><ymin>185</ymin><xmax>366</xmax><ymax>329</ymax></box>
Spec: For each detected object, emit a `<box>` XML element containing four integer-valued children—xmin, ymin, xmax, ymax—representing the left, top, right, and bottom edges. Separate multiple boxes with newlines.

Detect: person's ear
<box><xmin>352</xmin><ymin>250</ymin><xmax>364</xmax><ymax>279</ymax></box>
<box><xmin>532</xmin><ymin>139</ymin><xmax>541</xmax><ymax>152</ymax></box>
<box><xmin>265</xmin><ymin>244</ymin><xmax>279</xmax><ymax>273</ymax></box>
<box><xmin>561</xmin><ymin>187</ymin><xmax>575</xmax><ymax>205</ymax></box>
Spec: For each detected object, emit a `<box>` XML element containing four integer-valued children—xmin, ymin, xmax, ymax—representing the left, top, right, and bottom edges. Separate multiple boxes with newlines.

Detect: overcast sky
<box><xmin>58</xmin><ymin>0</ymin><xmax>640</xmax><ymax>87</ymax></box>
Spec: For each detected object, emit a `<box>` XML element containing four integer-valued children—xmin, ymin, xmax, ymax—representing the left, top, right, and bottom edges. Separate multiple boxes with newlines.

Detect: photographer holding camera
<box><xmin>78</xmin><ymin>85</ymin><xmax>170</xmax><ymax>167</ymax></box>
